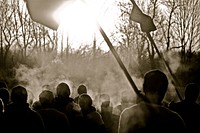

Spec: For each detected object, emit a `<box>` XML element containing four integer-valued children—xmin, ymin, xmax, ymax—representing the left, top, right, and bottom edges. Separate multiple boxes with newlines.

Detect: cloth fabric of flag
<box><xmin>130</xmin><ymin>0</ymin><xmax>156</xmax><ymax>32</ymax></box>
<box><xmin>25</xmin><ymin>0</ymin><xmax>68</xmax><ymax>30</ymax></box>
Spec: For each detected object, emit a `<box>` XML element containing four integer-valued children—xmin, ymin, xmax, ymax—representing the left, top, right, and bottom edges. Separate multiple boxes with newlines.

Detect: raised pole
<box><xmin>96</xmin><ymin>22</ymin><xmax>148</xmax><ymax>102</ymax></box>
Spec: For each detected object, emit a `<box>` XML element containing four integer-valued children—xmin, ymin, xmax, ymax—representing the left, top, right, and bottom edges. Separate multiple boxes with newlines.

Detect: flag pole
<box><xmin>146</xmin><ymin>32</ymin><xmax>183</xmax><ymax>101</ymax></box>
<box><xmin>129</xmin><ymin>0</ymin><xmax>182</xmax><ymax>101</ymax></box>
<box><xmin>96</xmin><ymin>22</ymin><xmax>148</xmax><ymax>102</ymax></box>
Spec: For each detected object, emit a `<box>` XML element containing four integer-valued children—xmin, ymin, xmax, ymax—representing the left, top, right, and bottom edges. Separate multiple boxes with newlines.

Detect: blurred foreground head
<box><xmin>11</xmin><ymin>85</ymin><xmax>28</xmax><ymax>104</ymax></box>
<box><xmin>143</xmin><ymin>69</ymin><xmax>168</xmax><ymax>104</ymax></box>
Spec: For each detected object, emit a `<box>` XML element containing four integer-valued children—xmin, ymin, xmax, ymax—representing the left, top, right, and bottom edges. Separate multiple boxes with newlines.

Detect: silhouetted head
<box><xmin>0</xmin><ymin>88</ymin><xmax>9</xmax><ymax>106</ymax></box>
<box><xmin>0</xmin><ymin>98</ymin><xmax>4</xmax><ymax>113</ymax></box>
<box><xmin>77</xmin><ymin>84</ymin><xmax>87</xmax><ymax>95</ymax></box>
<box><xmin>100</xmin><ymin>93</ymin><xmax>110</xmax><ymax>107</ymax></box>
<box><xmin>56</xmin><ymin>82</ymin><xmax>70</xmax><ymax>98</ymax></box>
<box><xmin>11</xmin><ymin>85</ymin><xmax>27</xmax><ymax>104</ymax></box>
<box><xmin>78</xmin><ymin>94</ymin><xmax>92</xmax><ymax>110</ymax></box>
<box><xmin>0</xmin><ymin>81</ymin><xmax>8</xmax><ymax>89</ymax></box>
<box><xmin>32</xmin><ymin>101</ymin><xmax>42</xmax><ymax>111</ymax></box>
<box><xmin>143</xmin><ymin>69</ymin><xmax>168</xmax><ymax>104</ymax></box>
<box><xmin>184</xmin><ymin>83</ymin><xmax>199</xmax><ymax>102</ymax></box>
<box><xmin>39</xmin><ymin>90</ymin><xmax>54</xmax><ymax>108</ymax></box>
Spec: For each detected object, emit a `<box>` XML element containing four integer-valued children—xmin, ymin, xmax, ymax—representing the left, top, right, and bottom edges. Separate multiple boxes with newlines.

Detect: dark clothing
<box><xmin>38</xmin><ymin>108</ymin><xmax>72</xmax><ymax>133</ymax></box>
<box><xmin>118</xmin><ymin>101</ymin><xmax>187</xmax><ymax>133</ymax></box>
<box><xmin>4</xmin><ymin>103</ymin><xmax>46</xmax><ymax>133</ymax></box>
<box><xmin>101</xmin><ymin>102</ymin><xmax>114</xmax><ymax>133</ymax></box>
<box><xmin>169</xmin><ymin>100</ymin><xmax>200</xmax><ymax>133</ymax></box>
<box><xmin>54</xmin><ymin>97</ymin><xmax>84</xmax><ymax>133</ymax></box>
<box><xmin>82</xmin><ymin>106</ymin><xmax>107</xmax><ymax>133</ymax></box>
<box><xmin>74</xmin><ymin>96</ymin><xmax>79</xmax><ymax>104</ymax></box>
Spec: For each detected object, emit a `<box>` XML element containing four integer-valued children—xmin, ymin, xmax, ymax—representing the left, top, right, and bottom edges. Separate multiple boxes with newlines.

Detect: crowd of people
<box><xmin>0</xmin><ymin>69</ymin><xmax>200</xmax><ymax>133</ymax></box>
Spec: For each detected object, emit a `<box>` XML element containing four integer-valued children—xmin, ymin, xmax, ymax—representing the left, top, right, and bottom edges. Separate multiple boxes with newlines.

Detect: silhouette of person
<box><xmin>0</xmin><ymin>99</ymin><xmax>3</xmax><ymax>114</ymax></box>
<box><xmin>31</xmin><ymin>100</ymin><xmax>42</xmax><ymax>111</ymax></box>
<box><xmin>99</xmin><ymin>93</ymin><xmax>114</xmax><ymax>133</ymax></box>
<box><xmin>0</xmin><ymin>81</ymin><xmax>10</xmax><ymax>111</ymax></box>
<box><xmin>74</xmin><ymin>84</ymin><xmax>88</xmax><ymax>103</ymax></box>
<box><xmin>0</xmin><ymin>98</ymin><xmax>5</xmax><ymax>130</ymax></box>
<box><xmin>0</xmin><ymin>88</ymin><xmax>9</xmax><ymax>112</ymax></box>
<box><xmin>118</xmin><ymin>69</ymin><xmax>187</xmax><ymax>133</ymax></box>
<box><xmin>112</xmin><ymin>90</ymin><xmax>137</xmax><ymax>133</ymax></box>
<box><xmin>113</xmin><ymin>90</ymin><xmax>136</xmax><ymax>116</ymax></box>
<box><xmin>38</xmin><ymin>90</ymin><xmax>72</xmax><ymax>133</ymax></box>
<box><xmin>0</xmin><ymin>81</ymin><xmax>8</xmax><ymax>89</ymax></box>
<box><xmin>4</xmin><ymin>85</ymin><xmax>46</xmax><ymax>133</ymax></box>
<box><xmin>54</xmin><ymin>82</ymin><xmax>83</xmax><ymax>133</ymax></box>
<box><xmin>78</xmin><ymin>93</ymin><xmax>107</xmax><ymax>133</ymax></box>
<box><xmin>169</xmin><ymin>83</ymin><xmax>200</xmax><ymax>133</ymax></box>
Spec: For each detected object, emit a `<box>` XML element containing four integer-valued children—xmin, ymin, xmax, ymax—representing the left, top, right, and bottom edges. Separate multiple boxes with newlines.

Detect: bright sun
<box><xmin>53</xmin><ymin>0</ymin><xmax>119</xmax><ymax>51</ymax></box>
<box><xmin>57</xmin><ymin>0</ymin><xmax>96</xmax><ymax>40</ymax></box>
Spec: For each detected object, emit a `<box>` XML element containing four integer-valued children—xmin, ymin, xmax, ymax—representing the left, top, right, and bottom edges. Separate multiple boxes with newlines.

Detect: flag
<box><xmin>25</xmin><ymin>0</ymin><xmax>69</xmax><ymax>30</ymax></box>
<box><xmin>130</xmin><ymin>0</ymin><xmax>156</xmax><ymax>32</ymax></box>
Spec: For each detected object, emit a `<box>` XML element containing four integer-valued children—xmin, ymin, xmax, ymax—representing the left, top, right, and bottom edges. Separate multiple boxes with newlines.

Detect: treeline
<box><xmin>0</xmin><ymin>0</ymin><xmax>200</xmax><ymax>102</ymax></box>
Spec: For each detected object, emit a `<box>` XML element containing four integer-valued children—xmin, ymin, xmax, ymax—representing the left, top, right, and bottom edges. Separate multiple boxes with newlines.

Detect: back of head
<box><xmin>77</xmin><ymin>84</ymin><xmax>87</xmax><ymax>95</ymax></box>
<box><xmin>78</xmin><ymin>94</ymin><xmax>92</xmax><ymax>110</ymax></box>
<box><xmin>184</xmin><ymin>83</ymin><xmax>199</xmax><ymax>102</ymax></box>
<box><xmin>11</xmin><ymin>85</ymin><xmax>27</xmax><ymax>104</ymax></box>
<box><xmin>0</xmin><ymin>81</ymin><xmax>8</xmax><ymax>89</ymax></box>
<box><xmin>100</xmin><ymin>93</ymin><xmax>110</xmax><ymax>107</ymax></box>
<box><xmin>39</xmin><ymin>90</ymin><xmax>54</xmax><ymax>108</ymax></box>
<box><xmin>0</xmin><ymin>88</ymin><xmax>9</xmax><ymax>105</ymax></box>
<box><xmin>56</xmin><ymin>82</ymin><xmax>70</xmax><ymax>98</ymax></box>
<box><xmin>143</xmin><ymin>69</ymin><xmax>168</xmax><ymax>103</ymax></box>
<box><xmin>32</xmin><ymin>101</ymin><xmax>42</xmax><ymax>111</ymax></box>
<box><xmin>0</xmin><ymin>98</ymin><xmax>4</xmax><ymax>113</ymax></box>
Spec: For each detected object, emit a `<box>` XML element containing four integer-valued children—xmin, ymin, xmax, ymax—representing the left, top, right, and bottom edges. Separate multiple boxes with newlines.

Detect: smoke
<box><xmin>165</xmin><ymin>51</ymin><xmax>181</xmax><ymax>73</ymax></box>
<box><xmin>14</xmin><ymin>53</ymin><xmax>143</xmax><ymax>108</ymax></box>
<box><xmin>13</xmin><ymin>49</ymin><xmax>185</xmax><ymax>110</ymax></box>
<box><xmin>162</xmin><ymin>51</ymin><xmax>183</xmax><ymax>103</ymax></box>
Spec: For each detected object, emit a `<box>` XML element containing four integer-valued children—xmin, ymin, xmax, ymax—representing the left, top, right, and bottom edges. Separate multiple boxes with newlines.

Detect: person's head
<box><xmin>0</xmin><ymin>81</ymin><xmax>8</xmax><ymax>89</ymax></box>
<box><xmin>100</xmin><ymin>93</ymin><xmax>110</xmax><ymax>107</ymax></box>
<box><xmin>11</xmin><ymin>85</ymin><xmax>27</xmax><ymax>104</ymax></box>
<box><xmin>0</xmin><ymin>98</ymin><xmax>4</xmax><ymax>113</ymax></box>
<box><xmin>184</xmin><ymin>83</ymin><xmax>199</xmax><ymax>102</ymax></box>
<box><xmin>77</xmin><ymin>84</ymin><xmax>87</xmax><ymax>95</ymax></box>
<box><xmin>0</xmin><ymin>88</ymin><xmax>9</xmax><ymax>106</ymax></box>
<box><xmin>31</xmin><ymin>101</ymin><xmax>42</xmax><ymax>111</ymax></box>
<box><xmin>143</xmin><ymin>69</ymin><xmax>168</xmax><ymax>104</ymax></box>
<box><xmin>56</xmin><ymin>82</ymin><xmax>70</xmax><ymax>98</ymax></box>
<box><xmin>39</xmin><ymin>90</ymin><xmax>55</xmax><ymax>108</ymax></box>
<box><xmin>78</xmin><ymin>94</ymin><xmax>92</xmax><ymax>111</ymax></box>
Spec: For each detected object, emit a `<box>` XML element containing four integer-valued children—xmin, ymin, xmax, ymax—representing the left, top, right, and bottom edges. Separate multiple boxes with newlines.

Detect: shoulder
<box><xmin>87</xmin><ymin>110</ymin><xmax>104</xmax><ymax>125</ymax></box>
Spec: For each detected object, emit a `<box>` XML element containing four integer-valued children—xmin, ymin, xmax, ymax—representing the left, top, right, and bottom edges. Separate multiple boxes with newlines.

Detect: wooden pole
<box><xmin>95</xmin><ymin>22</ymin><xmax>149</xmax><ymax>102</ymax></box>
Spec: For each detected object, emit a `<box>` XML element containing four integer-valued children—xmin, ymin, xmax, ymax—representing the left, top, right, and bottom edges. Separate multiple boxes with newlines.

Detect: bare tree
<box><xmin>0</xmin><ymin>0</ymin><xmax>19</xmax><ymax>68</ymax></box>
<box><xmin>170</xmin><ymin>0</ymin><xmax>200</xmax><ymax>62</ymax></box>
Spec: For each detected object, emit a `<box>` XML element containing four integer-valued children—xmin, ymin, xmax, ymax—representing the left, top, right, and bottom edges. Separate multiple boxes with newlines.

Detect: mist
<box><xmin>14</xmin><ymin>52</ymin><xmax>141</xmax><ymax>108</ymax></box>
<box><xmin>11</xmin><ymin>47</ymin><xmax>187</xmax><ymax>109</ymax></box>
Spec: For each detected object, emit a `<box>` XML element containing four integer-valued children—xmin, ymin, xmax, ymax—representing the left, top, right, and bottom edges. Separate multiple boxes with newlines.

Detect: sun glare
<box><xmin>57</xmin><ymin>1</ymin><xmax>96</xmax><ymax>40</ymax></box>
<box><xmin>53</xmin><ymin>0</ymin><xmax>119</xmax><ymax>51</ymax></box>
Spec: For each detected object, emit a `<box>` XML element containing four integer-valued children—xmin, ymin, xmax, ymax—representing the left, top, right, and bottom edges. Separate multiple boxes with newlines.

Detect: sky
<box><xmin>54</xmin><ymin>0</ymin><xmax>122</xmax><ymax>51</ymax></box>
